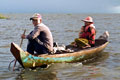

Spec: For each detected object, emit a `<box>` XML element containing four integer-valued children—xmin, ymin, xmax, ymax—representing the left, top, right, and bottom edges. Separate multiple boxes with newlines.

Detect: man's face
<box><xmin>85</xmin><ymin>22</ymin><xmax>92</xmax><ymax>26</ymax></box>
<box><xmin>32</xmin><ymin>19</ymin><xmax>41</xmax><ymax>26</ymax></box>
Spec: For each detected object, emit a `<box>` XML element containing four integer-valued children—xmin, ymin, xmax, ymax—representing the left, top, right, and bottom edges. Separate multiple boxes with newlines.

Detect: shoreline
<box><xmin>0</xmin><ymin>14</ymin><xmax>8</xmax><ymax>19</ymax></box>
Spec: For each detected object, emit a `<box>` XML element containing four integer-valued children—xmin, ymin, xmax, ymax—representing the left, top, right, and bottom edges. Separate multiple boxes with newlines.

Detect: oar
<box><xmin>9</xmin><ymin>29</ymin><xmax>26</xmax><ymax>71</ymax></box>
<box><xmin>13</xmin><ymin>29</ymin><xmax>26</xmax><ymax>70</ymax></box>
<box><xmin>20</xmin><ymin>29</ymin><xmax>26</xmax><ymax>47</ymax></box>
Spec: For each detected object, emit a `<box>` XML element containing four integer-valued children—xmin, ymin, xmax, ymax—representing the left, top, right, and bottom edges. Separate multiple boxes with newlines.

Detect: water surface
<box><xmin>0</xmin><ymin>13</ymin><xmax>120</xmax><ymax>80</ymax></box>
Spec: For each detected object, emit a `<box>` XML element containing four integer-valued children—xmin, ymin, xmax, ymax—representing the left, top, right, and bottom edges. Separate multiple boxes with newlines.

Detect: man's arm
<box><xmin>26</xmin><ymin>28</ymin><xmax>40</xmax><ymax>40</ymax></box>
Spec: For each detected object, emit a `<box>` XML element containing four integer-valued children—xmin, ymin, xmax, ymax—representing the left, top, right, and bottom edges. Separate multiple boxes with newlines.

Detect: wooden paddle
<box><xmin>12</xmin><ymin>29</ymin><xmax>26</xmax><ymax>71</ymax></box>
<box><xmin>20</xmin><ymin>29</ymin><xmax>26</xmax><ymax>47</ymax></box>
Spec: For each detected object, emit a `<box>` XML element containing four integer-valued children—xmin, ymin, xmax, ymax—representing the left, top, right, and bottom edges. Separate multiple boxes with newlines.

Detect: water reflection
<box><xmin>16</xmin><ymin>67</ymin><xmax>58</xmax><ymax>80</ymax></box>
<box><xmin>83</xmin><ymin>52</ymin><xmax>109</xmax><ymax>66</ymax></box>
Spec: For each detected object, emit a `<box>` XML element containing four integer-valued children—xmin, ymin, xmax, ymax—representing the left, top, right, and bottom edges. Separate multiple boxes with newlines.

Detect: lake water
<box><xmin>0</xmin><ymin>13</ymin><xmax>120</xmax><ymax>80</ymax></box>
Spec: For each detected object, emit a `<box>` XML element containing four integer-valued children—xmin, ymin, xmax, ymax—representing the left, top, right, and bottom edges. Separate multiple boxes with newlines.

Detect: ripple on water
<box><xmin>0</xmin><ymin>13</ymin><xmax>120</xmax><ymax>80</ymax></box>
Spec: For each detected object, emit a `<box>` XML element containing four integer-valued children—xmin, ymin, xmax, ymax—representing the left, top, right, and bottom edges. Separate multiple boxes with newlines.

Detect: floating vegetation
<box><xmin>0</xmin><ymin>14</ymin><xmax>9</xmax><ymax>19</ymax></box>
<box><xmin>67</xmin><ymin>13</ymin><xmax>72</xmax><ymax>15</ymax></box>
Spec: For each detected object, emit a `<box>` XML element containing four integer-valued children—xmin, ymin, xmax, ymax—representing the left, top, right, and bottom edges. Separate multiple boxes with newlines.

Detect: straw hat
<box><xmin>82</xmin><ymin>16</ymin><xmax>93</xmax><ymax>23</ymax></box>
<box><xmin>30</xmin><ymin>13</ymin><xmax>42</xmax><ymax>20</ymax></box>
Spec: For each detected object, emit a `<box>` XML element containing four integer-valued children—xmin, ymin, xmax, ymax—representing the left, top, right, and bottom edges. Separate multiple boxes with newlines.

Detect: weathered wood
<box><xmin>12</xmin><ymin>29</ymin><xmax>26</xmax><ymax>70</ymax></box>
<box><xmin>10</xmin><ymin>39</ymin><xmax>109</xmax><ymax>68</ymax></box>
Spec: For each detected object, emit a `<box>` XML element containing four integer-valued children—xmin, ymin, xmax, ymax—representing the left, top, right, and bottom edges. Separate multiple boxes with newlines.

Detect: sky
<box><xmin>0</xmin><ymin>0</ymin><xmax>120</xmax><ymax>13</ymax></box>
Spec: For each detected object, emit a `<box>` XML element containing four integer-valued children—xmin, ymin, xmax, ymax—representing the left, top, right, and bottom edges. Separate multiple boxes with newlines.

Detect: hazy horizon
<box><xmin>1</xmin><ymin>0</ymin><xmax>120</xmax><ymax>13</ymax></box>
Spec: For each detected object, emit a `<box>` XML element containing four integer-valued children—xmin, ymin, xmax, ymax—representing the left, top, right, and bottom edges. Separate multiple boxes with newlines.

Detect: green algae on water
<box><xmin>0</xmin><ymin>14</ymin><xmax>8</xmax><ymax>19</ymax></box>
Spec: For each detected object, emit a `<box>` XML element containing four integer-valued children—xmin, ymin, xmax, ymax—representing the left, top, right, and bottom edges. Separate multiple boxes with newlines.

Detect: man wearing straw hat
<box><xmin>21</xmin><ymin>13</ymin><xmax>53</xmax><ymax>54</ymax></box>
<box><xmin>78</xmin><ymin>16</ymin><xmax>96</xmax><ymax>48</ymax></box>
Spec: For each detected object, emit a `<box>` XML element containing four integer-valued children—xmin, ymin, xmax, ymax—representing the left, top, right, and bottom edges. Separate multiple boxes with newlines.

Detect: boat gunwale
<box><xmin>35</xmin><ymin>41</ymin><xmax>109</xmax><ymax>58</ymax></box>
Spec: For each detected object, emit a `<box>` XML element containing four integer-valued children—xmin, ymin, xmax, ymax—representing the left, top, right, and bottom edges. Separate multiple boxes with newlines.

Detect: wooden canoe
<box><xmin>10</xmin><ymin>39</ymin><xmax>109</xmax><ymax>68</ymax></box>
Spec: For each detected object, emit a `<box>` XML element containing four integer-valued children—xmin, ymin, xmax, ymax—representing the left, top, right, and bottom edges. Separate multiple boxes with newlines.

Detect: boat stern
<box><xmin>10</xmin><ymin>42</ymin><xmax>24</xmax><ymax>68</ymax></box>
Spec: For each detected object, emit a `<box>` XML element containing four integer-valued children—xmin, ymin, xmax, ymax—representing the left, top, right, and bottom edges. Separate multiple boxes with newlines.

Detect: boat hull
<box><xmin>10</xmin><ymin>39</ymin><xmax>109</xmax><ymax>68</ymax></box>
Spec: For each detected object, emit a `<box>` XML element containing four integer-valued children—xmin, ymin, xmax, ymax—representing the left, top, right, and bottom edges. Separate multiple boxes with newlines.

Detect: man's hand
<box><xmin>21</xmin><ymin>34</ymin><xmax>26</xmax><ymax>39</ymax></box>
